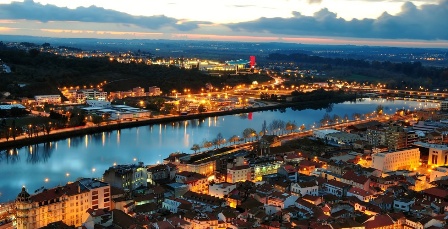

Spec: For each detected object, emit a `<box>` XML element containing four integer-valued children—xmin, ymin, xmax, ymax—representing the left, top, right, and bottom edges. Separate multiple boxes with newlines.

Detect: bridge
<box><xmin>377</xmin><ymin>89</ymin><xmax>448</xmax><ymax>100</ymax></box>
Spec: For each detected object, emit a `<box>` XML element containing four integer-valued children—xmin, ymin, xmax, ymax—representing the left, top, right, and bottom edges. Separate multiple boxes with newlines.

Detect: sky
<box><xmin>0</xmin><ymin>0</ymin><xmax>447</xmax><ymax>47</ymax></box>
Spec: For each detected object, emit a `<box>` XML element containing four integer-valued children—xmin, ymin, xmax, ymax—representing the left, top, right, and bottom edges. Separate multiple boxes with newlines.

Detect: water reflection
<box><xmin>0</xmin><ymin>99</ymin><xmax>440</xmax><ymax>202</ymax></box>
<box><xmin>26</xmin><ymin>142</ymin><xmax>54</xmax><ymax>164</ymax></box>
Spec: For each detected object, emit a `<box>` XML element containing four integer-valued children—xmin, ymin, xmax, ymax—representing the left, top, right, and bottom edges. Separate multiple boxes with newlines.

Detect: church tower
<box><xmin>15</xmin><ymin>187</ymin><xmax>31</xmax><ymax>229</ymax></box>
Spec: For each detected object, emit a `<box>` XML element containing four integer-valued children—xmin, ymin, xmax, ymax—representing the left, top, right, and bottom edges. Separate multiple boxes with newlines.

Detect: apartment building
<box><xmin>15</xmin><ymin>178</ymin><xmax>110</xmax><ymax>229</ymax></box>
<box><xmin>371</xmin><ymin>148</ymin><xmax>420</xmax><ymax>172</ymax></box>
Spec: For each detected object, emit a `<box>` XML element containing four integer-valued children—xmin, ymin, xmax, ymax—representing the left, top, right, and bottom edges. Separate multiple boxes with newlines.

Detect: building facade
<box><xmin>15</xmin><ymin>178</ymin><xmax>110</xmax><ymax>229</ymax></box>
<box><xmin>102</xmin><ymin>163</ymin><xmax>147</xmax><ymax>191</ymax></box>
<box><xmin>371</xmin><ymin>148</ymin><xmax>420</xmax><ymax>172</ymax></box>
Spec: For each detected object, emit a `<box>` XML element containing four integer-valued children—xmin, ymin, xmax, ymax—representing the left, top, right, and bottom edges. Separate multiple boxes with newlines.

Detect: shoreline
<box><xmin>0</xmin><ymin>97</ymin><xmax>355</xmax><ymax>150</ymax></box>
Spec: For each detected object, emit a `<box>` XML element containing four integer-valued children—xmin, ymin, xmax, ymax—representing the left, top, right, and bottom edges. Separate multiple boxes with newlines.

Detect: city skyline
<box><xmin>0</xmin><ymin>0</ymin><xmax>447</xmax><ymax>48</ymax></box>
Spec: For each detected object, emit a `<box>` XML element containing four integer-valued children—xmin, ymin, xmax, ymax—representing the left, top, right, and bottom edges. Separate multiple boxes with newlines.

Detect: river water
<box><xmin>0</xmin><ymin>98</ymin><xmax>439</xmax><ymax>201</ymax></box>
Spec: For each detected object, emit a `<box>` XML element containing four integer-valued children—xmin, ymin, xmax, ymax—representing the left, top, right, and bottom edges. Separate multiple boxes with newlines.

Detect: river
<box><xmin>0</xmin><ymin>98</ymin><xmax>439</xmax><ymax>202</ymax></box>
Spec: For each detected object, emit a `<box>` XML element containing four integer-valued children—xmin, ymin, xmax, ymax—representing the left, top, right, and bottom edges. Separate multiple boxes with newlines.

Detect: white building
<box><xmin>325</xmin><ymin>132</ymin><xmax>361</xmax><ymax>145</ymax></box>
<box><xmin>428</xmin><ymin>144</ymin><xmax>448</xmax><ymax>166</ymax></box>
<box><xmin>162</xmin><ymin>198</ymin><xmax>191</xmax><ymax>213</ymax></box>
<box><xmin>371</xmin><ymin>148</ymin><xmax>420</xmax><ymax>172</ymax></box>
<box><xmin>86</xmin><ymin>100</ymin><xmax>111</xmax><ymax>107</ymax></box>
<box><xmin>347</xmin><ymin>187</ymin><xmax>373</xmax><ymax>202</ymax></box>
<box><xmin>429</xmin><ymin>166</ymin><xmax>448</xmax><ymax>182</ymax></box>
<box><xmin>227</xmin><ymin>165</ymin><xmax>251</xmax><ymax>184</ymax></box>
<box><xmin>290</xmin><ymin>181</ymin><xmax>318</xmax><ymax>197</ymax></box>
<box><xmin>34</xmin><ymin>95</ymin><xmax>61</xmax><ymax>104</ymax></box>
<box><xmin>313</xmin><ymin>129</ymin><xmax>340</xmax><ymax>139</ymax></box>
<box><xmin>266</xmin><ymin>191</ymin><xmax>299</xmax><ymax>209</ymax></box>
<box><xmin>209</xmin><ymin>182</ymin><xmax>236</xmax><ymax>198</ymax></box>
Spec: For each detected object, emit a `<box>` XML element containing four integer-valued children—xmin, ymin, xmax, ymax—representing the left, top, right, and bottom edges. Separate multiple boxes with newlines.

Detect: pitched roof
<box><xmin>324</xmin><ymin>179</ymin><xmax>351</xmax><ymax>189</ymax></box>
<box><xmin>342</xmin><ymin>171</ymin><xmax>369</xmax><ymax>184</ymax></box>
<box><xmin>364</xmin><ymin>215</ymin><xmax>394</xmax><ymax>229</ymax></box>
<box><xmin>423</xmin><ymin>187</ymin><xmax>448</xmax><ymax>198</ymax></box>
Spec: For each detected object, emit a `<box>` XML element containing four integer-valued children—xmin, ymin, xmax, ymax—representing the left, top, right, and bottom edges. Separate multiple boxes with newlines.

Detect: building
<box><xmin>86</xmin><ymin>100</ymin><xmax>111</xmax><ymax>107</ymax></box>
<box><xmin>34</xmin><ymin>95</ymin><xmax>61</xmax><ymax>105</ymax></box>
<box><xmin>148</xmin><ymin>86</ymin><xmax>162</xmax><ymax>96</ymax></box>
<box><xmin>209</xmin><ymin>182</ymin><xmax>236</xmax><ymax>198</ymax></box>
<box><xmin>176</xmin><ymin>171</ymin><xmax>208</xmax><ymax>194</ymax></box>
<box><xmin>428</xmin><ymin>144</ymin><xmax>448</xmax><ymax>166</ymax></box>
<box><xmin>102</xmin><ymin>163</ymin><xmax>147</xmax><ymax>191</ymax></box>
<box><xmin>146</xmin><ymin>164</ymin><xmax>173</xmax><ymax>185</ymax></box>
<box><xmin>290</xmin><ymin>181</ymin><xmax>318</xmax><ymax>197</ymax></box>
<box><xmin>132</xmin><ymin>87</ymin><xmax>145</xmax><ymax>97</ymax></box>
<box><xmin>226</xmin><ymin>165</ymin><xmax>251</xmax><ymax>183</ymax></box>
<box><xmin>322</xmin><ymin>180</ymin><xmax>351</xmax><ymax>197</ymax></box>
<box><xmin>429</xmin><ymin>166</ymin><xmax>448</xmax><ymax>182</ymax></box>
<box><xmin>252</xmin><ymin>162</ymin><xmax>282</xmax><ymax>182</ymax></box>
<box><xmin>277</xmin><ymin>165</ymin><xmax>298</xmax><ymax>182</ymax></box>
<box><xmin>385</xmin><ymin>125</ymin><xmax>417</xmax><ymax>150</ymax></box>
<box><xmin>15</xmin><ymin>178</ymin><xmax>110</xmax><ymax>229</ymax></box>
<box><xmin>313</xmin><ymin>129</ymin><xmax>340</xmax><ymax>139</ymax></box>
<box><xmin>266</xmin><ymin>191</ymin><xmax>299</xmax><ymax>209</ymax></box>
<box><xmin>162</xmin><ymin>198</ymin><xmax>192</xmax><ymax>213</ymax></box>
<box><xmin>365</xmin><ymin>127</ymin><xmax>386</xmax><ymax>147</ymax></box>
<box><xmin>325</xmin><ymin>132</ymin><xmax>361</xmax><ymax>145</ymax></box>
<box><xmin>347</xmin><ymin>187</ymin><xmax>373</xmax><ymax>202</ymax></box>
<box><xmin>371</xmin><ymin>148</ymin><xmax>420</xmax><ymax>172</ymax></box>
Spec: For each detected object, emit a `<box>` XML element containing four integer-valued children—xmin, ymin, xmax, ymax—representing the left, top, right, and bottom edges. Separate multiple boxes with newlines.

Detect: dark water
<box><xmin>0</xmin><ymin>98</ymin><xmax>438</xmax><ymax>202</ymax></box>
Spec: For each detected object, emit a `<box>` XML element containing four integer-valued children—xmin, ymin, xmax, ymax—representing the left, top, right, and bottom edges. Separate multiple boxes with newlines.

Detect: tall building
<box><xmin>371</xmin><ymin>148</ymin><xmax>420</xmax><ymax>172</ymax></box>
<box><xmin>102</xmin><ymin>162</ymin><xmax>147</xmax><ymax>191</ymax></box>
<box><xmin>385</xmin><ymin>125</ymin><xmax>417</xmax><ymax>150</ymax></box>
<box><xmin>15</xmin><ymin>178</ymin><xmax>110</xmax><ymax>229</ymax></box>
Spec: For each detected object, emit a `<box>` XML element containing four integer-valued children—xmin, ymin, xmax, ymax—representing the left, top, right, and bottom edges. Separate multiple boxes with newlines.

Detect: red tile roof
<box><xmin>423</xmin><ymin>187</ymin><xmax>448</xmax><ymax>198</ymax></box>
<box><xmin>342</xmin><ymin>171</ymin><xmax>369</xmax><ymax>184</ymax></box>
<box><xmin>364</xmin><ymin>215</ymin><xmax>394</xmax><ymax>229</ymax></box>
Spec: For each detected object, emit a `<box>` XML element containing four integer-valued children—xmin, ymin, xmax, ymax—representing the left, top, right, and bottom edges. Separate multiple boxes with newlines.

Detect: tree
<box><xmin>91</xmin><ymin>115</ymin><xmax>103</xmax><ymax>126</ymax></box>
<box><xmin>242</xmin><ymin>128</ymin><xmax>256</xmax><ymax>142</ymax></box>
<box><xmin>229</xmin><ymin>135</ymin><xmax>240</xmax><ymax>145</ymax></box>
<box><xmin>352</xmin><ymin>113</ymin><xmax>362</xmax><ymax>120</ymax></box>
<box><xmin>286</xmin><ymin>121</ymin><xmax>297</xmax><ymax>133</ymax></box>
<box><xmin>198</xmin><ymin>104</ymin><xmax>206</xmax><ymax>113</ymax></box>
<box><xmin>320</xmin><ymin>113</ymin><xmax>331</xmax><ymax>126</ymax></box>
<box><xmin>376</xmin><ymin>105</ymin><xmax>384</xmax><ymax>116</ymax></box>
<box><xmin>213</xmin><ymin>132</ymin><xmax>225</xmax><ymax>148</ymax></box>
<box><xmin>332</xmin><ymin>114</ymin><xmax>340</xmax><ymax>124</ymax></box>
<box><xmin>299</xmin><ymin>124</ymin><xmax>306</xmax><ymax>132</ymax></box>
<box><xmin>44</xmin><ymin>122</ymin><xmax>52</xmax><ymax>135</ymax></box>
<box><xmin>190</xmin><ymin>144</ymin><xmax>201</xmax><ymax>153</ymax></box>
<box><xmin>202</xmin><ymin>139</ymin><xmax>213</xmax><ymax>150</ymax></box>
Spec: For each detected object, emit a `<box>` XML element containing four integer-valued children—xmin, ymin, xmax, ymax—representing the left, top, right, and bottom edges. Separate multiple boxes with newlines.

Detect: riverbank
<box><xmin>0</xmin><ymin>95</ymin><xmax>356</xmax><ymax>150</ymax></box>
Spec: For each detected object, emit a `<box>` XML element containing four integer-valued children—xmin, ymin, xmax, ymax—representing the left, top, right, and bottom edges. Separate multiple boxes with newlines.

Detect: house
<box><xmin>422</xmin><ymin>187</ymin><xmax>448</xmax><ymax>203</ymax></box>
<box><xmin>322</xmin><ymin>179</ymin><xmax>351</xmax><ymax>197</ymax></box>
<box><xmin>176</xmin><ymin>171</ymin><xmax>208</xmax><ymax>194</ymax></box>
<box><xmin>162</xmin><ymin>198</ymin><xmax>192</xmax><ymax>213</ymax></box>
<box><xmin>209</xmin><ymin>182</ymin><xmax>236</xmax><ymax>199</ymax></box>
<box><xmin>393</xmin><ymin>198</ymin><xmax>414</xmax><ymax>212</ymax></box>
<box><xmin>266</xmin><ymin>191</ymin><xmax>299</xmax><ymax>209</ymax></box>
<box><xmin>347</xmin><ymin>187</ymin><xmax>373</xmax><ymax>202</ymax></box>
<box><xmin>277</xmin><ymin>165</ymin><xmax>298</xmax><ymax>182</ymax></box>
<box><xmin>82</xmin><ymin>209</ymin><xmax>113</xmax><ymax>229</ymax></box>
<box><xmin>341</xmin><ymin>170</ymin><xmax>370</xmax><ymax>191</ymax></box>
<box><xmin>290</xmin><ymin>181</ymin><xmax>318</xmax><ymax>197</ymax></box>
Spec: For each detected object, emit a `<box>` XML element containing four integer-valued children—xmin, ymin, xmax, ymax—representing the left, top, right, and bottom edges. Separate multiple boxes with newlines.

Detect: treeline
<box><xmin>0</xmin><ymin>46</ymin><xmax>270</xmax><ymax>99</ymax></box>
<box><xmin>267</xmin><ymin>52</ymin><xmax>448</xmax><ymax>89</ymax></box>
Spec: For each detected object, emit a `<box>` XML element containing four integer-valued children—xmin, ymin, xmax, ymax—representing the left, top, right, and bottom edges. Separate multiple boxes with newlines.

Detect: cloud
<box><xmin>308</xmin><ymin>0</ymin><xmax>322</xmax><ymax>4</ymax></box>
<box><xmin>227</xmin><ymin>0</ymin><xmax>448</xmax><ymax>40</ymax></box>
<box><xmin>0</xmin><ymin>0</ymin><xmax>206</xmax><ymax>31</ymax></box>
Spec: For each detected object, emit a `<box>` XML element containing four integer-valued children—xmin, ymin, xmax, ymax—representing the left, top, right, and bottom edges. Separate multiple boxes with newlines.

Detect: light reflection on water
<box><xmin>0</xmin><ymin>99</ymin><xmax>439</xmax><ymax>201</ymax></box>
